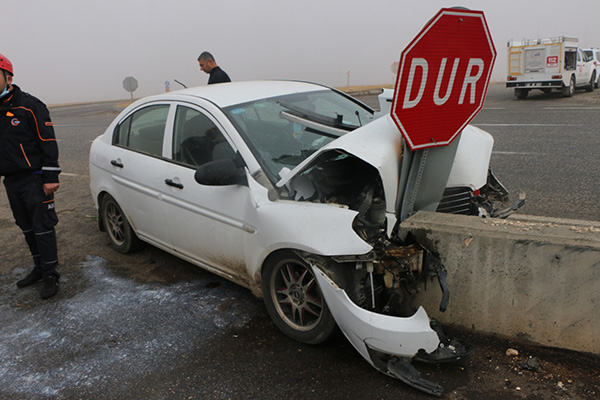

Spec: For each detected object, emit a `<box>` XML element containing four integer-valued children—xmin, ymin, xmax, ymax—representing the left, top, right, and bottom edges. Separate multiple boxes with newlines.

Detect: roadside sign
<box><xmin>123</xmin><ymin>76</ymin><xmax>138</xmax><ymax>100</ymax></box>
<box><xmin>122</xmin><ymin>76</ymin><xmax>138</xmax><ymax>92</ymax></box>
<box><xmin>391</xmin><ymin>8</ymin><xmax>496</xmax><ymax>151</ymax></box>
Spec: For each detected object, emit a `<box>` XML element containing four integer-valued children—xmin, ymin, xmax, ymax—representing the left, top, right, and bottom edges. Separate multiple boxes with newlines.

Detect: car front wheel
<box><xmin>100</xmin><ymin>194</ymin><xmax>142</xmax><ymax>254</ymax></box>
<box><xmin>262</xmin><ymin>252</ymin><xmax>337</xmax><ymax>344</ymax></box>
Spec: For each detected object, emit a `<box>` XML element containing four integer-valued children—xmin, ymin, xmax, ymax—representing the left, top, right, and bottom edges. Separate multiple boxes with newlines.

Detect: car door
<box><xmin>576</xmin><ymin>49</ymin><xmax>591</xmax><ymax>84</ymax></box>
<box><xmin>108</xmin><ymin>103</ymin><xmax>172</xmax><ymax>248</ymax></box>
<box><xmin>160</xmin><ymin>103</ymin><xmax>252</xmax><ymax>280</ymax></box>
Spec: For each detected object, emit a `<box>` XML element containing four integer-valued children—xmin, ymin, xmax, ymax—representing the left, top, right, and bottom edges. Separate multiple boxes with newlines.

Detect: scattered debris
<box><xmin>520</xmin><ymin>356</ymin><xmax>542</xmax><ymax>372</ymax></box>
<box><xmin>506</xmin><ymin>348</ymin><xmax>519</xmax><ymax>357</ymax></box>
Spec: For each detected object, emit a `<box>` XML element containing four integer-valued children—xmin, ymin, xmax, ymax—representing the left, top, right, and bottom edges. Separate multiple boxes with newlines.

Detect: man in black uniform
<box><xmin>0</xmin><ymin>53</ymin><xmax>61</xmax><ymax>299</ymax></box>
<box><xmin>198</xmin><ymin>51</ymin><xmax>231</xmax><ymax>84</ymax></box>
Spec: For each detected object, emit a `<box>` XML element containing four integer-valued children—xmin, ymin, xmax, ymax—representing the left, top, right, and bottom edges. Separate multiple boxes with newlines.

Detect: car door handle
<box><xmin>165</xmin><ymin>179</ymin><xmax>184</xmax><ymax>189</ymax></box>
<box><xmin>110</xmin><ymin>160</ymin><xmax>124</xmax><ymax>168</ymax></box>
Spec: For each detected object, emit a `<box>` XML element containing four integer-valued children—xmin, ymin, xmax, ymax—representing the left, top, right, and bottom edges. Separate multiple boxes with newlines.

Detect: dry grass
<box><xmin>335</xmin><ymin>84</ymin><xmax>394</xmax><ymax>93</ymax></box>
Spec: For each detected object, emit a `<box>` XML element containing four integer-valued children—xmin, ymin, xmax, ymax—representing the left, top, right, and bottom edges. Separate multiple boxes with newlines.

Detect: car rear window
<box><xmin>114</xmin><ymin>104</ymin><xmax>169</xmax><ymax>157</ymax></box>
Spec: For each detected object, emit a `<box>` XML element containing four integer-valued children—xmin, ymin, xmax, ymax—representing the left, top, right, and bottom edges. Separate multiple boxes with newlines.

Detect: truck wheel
<box><xmin>562</xmin><ymin>76</ymin><xmax>575</xmax><ymax>97</ymax></box>
<box><xmin>515</xmin><ymin>88</ymin><xmax>529</xmax><ymax>99</ymax></box>
<box><xmin>585</xmin><ymin>72</ymin><xmax>595</xmax><ymax>92</ymax></box>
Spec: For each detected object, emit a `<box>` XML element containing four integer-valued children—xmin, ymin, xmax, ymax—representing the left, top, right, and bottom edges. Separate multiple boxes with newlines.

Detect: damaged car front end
<box><xmin>266</xmin><ymin>112</ymin><xmax>489</xmax><ymax>395</ymax></box>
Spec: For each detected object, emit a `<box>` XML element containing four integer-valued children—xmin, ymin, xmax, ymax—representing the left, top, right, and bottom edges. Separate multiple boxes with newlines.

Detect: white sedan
<box><xmin>90</xmin><ymin>80</ymin><xmax>518</xmax><ymax>396</ymax></box>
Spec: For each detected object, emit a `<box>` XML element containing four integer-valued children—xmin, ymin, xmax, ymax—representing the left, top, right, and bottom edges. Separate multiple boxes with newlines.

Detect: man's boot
<box><xmin>16</xmin><ymin>269</ymin><xmax>43</xmax><ymax>288</ymax></box>
<box><xmin>41</xmin><ymin>276</ymin><xmax>59</xmax><ymax>299</ymax></box>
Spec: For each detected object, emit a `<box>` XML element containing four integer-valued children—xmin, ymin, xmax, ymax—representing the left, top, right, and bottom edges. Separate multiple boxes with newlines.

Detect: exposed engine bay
<box><xmin>283</xmin><ymin>148</ymin><xmax>484</xmax><ymax>396</ymax></box>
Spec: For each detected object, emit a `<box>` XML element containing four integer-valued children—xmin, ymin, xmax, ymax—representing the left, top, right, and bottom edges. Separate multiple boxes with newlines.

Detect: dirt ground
<box><xmin>1</xmin><ymin>96</ymin><xmax>599</xmax><ymax>399</ymax></box>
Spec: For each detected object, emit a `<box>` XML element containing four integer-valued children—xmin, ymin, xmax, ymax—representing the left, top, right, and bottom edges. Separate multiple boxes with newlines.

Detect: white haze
<box><xmin>3</xmin><ymin>0</ymin><xmax>600</xmax><ymax>104</ymax></box>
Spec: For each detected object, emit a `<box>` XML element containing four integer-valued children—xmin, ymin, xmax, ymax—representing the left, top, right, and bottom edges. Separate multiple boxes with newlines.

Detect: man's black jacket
<box><xmin>0</xmin><ymin>85</ymin><xmax>61</xmax><ymax>183</ymax></box>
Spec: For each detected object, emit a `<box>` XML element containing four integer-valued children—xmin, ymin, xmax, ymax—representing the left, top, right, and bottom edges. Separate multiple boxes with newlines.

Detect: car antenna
<box><xmin>355</xmin><ymin>110</ymin><xmax>362</xmax><ymax>126</ymax></box>
<box><xmin>174</xmin><ymin>79</ymin><xmax>187</xmax><ymax>88</ymax></box>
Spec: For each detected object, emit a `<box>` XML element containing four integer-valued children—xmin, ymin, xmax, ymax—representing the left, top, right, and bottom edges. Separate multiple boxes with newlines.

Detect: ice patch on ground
<box><xmin>0</xmin><ymin>255</ymin><xmax>257</xmax><ymax>398</ymax></box>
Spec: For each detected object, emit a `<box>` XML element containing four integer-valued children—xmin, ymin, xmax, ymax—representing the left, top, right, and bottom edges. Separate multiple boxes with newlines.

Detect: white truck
<box><xmin>506</xmin><ymin>36</ymin><xmax>596</xmax><ymax>99</ymax></box>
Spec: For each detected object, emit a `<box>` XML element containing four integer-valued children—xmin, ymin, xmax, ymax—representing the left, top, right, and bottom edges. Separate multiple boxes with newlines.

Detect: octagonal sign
<box><xmin>391</xmin><ymin>8</ymin><xmax>496</xmax><ymax>151</ymax></box>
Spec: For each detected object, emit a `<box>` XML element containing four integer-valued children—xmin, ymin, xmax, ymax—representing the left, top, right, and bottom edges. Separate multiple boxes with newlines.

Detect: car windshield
<box><xmin>224</xmin><ymin>89</ymin><xmax>374</xmax><ymax>183</ymax></box>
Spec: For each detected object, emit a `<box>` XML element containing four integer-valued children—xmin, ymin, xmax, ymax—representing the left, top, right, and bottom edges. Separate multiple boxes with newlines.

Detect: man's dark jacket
<box><xmin>0</xmin><ymin>85</ymin><xmax>60</xmax><ymax>183</ymax></box>
<box><xmin>208</xmin><ymin>66</ymin><xmax>231</xmax><ymax>85</ymax></box>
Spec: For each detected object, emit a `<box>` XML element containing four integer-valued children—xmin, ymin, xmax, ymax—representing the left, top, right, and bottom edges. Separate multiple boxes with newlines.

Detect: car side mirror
<box><xmin>194</xmin><ymin>159</ymin><xmax>247</xmax><ymax>186</ymax></box>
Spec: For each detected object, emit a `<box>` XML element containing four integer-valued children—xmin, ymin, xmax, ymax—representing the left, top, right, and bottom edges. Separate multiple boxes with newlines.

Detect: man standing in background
<box><xmin>0</xmin><ymin>53</ymin><xmax>62</xmax><ymax>299</ymax></box>
<box><xmin>198</xmin><ymin>51</ymin><xmax>231</xmax><ymax>84</ymax></box>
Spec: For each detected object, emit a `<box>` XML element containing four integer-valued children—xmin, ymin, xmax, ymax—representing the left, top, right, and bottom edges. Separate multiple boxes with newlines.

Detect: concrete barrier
<box><xmin>400</xmin><ymin>211</ymin><xmax>600</xmax><ymax>355</ymax></box>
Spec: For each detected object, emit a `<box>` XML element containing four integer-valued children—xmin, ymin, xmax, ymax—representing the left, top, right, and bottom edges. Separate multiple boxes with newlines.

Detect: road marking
<box><xmin>493</xmin><ymin>151</ymin><xmax>544</xmax><ymax>155</ymax></box>
<box><xmin>543</xmin><ymin>107</ymin><xmax>600</xmax><ymax>110</ymax></box>
<box><xmin>53</xmin><ymin>124</ymin><xmax>108</xmax><ymax>127</ymax></box>
<box><xmin>61</xmin><ymin>172</ymin><xmax>81</xmax><ymax>177</ymax></box>
<box><xmin>474</xmin><ymin>123</ymin><xmax>583</xmax><ymax>127</ymax></box>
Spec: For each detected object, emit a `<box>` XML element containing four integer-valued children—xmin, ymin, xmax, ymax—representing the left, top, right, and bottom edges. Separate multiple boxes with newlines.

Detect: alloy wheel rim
<box><xmin>272</xmin><ymin>260</ymin><xmax>323</xmax><ymax>331</ymax></box>
<box><xmin>106</xmin><ymin>203</ymin><xmax>125</xmax><ymax>245</ymax></box>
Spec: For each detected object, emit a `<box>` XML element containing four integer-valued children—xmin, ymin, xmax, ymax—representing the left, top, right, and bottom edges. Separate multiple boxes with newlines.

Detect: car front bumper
<box><xmin>312</xmin><ymin>265</ymin><xmax>439</xmax><ymax>365</ymax></box>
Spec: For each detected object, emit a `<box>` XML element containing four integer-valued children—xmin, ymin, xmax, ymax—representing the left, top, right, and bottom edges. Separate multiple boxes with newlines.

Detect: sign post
<box><xmin>122</xmin><ymin>76</ymin><xmax>138</xmax><ymax>101</ymax></box>
<box><xmin>391</xmin><ymin>8</ymin><xmax>496</xmax><ymax>151</ymax></box>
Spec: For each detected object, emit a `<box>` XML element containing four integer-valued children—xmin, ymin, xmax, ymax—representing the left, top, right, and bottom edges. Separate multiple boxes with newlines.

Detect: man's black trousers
<box><xmin>3</xmin><ymin>174</ymin><xmax>59</xmax><ymax>278</ymax></box>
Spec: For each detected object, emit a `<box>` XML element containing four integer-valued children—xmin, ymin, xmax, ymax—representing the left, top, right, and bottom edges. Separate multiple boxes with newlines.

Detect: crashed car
<box><xmin>89</xmin><ymin>80</ymin><xmax>523</xmax><ymax>396</ymax></box>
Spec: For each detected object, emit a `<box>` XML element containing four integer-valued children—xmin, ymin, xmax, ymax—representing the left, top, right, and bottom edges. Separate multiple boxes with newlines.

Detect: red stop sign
<box><xmin>391</xmin><ymin>8</ymin><xmax>496</xmax><ymax>151</ymax></box>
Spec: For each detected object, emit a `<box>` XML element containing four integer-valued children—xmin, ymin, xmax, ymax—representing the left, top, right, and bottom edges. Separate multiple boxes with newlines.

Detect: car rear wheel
<box><xmin>100</xmin><ymin>194</ymin><xmax>142</xmax><ymax>254</ymax></box>
<box><xmin>262</xmin><ymin>252</ymin><xmax>337</xmax><ymax>344</ymax></box>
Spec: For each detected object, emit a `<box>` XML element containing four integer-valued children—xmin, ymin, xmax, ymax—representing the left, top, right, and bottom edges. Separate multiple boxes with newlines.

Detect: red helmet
<box><xmin>0</xmin><ymin>54</ymin><xmax>14</xmax><ymax>76</ymax></box>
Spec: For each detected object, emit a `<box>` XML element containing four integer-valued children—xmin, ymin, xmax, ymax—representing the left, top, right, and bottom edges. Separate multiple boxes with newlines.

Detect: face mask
<box><xmin>0</xmin><ymin>84</ymin><xmax>9</xmax><ymax>99</ymax></box>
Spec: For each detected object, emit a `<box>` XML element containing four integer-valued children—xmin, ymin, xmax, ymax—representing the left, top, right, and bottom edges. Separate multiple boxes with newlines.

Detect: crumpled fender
<box><xmin>312</xmin><ymin>265</ymin><xmax>439</xmax><ymax>363</ymax></box>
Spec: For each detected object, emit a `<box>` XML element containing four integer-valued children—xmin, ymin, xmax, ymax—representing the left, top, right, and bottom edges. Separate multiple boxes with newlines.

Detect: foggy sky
<box><xmin>4</xmin><ymin>0</ymin><xmax>600</xmax><ymax>104</ymax></box>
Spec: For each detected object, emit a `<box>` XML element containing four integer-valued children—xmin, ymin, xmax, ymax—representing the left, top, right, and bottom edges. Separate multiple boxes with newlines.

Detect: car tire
<box><xmin>562</xmin><ymin>76</ymin><xmax>575</xmax><ymax>97</ymax></box>
<box><xmin>262</xmin><ymin>251</ymin><xmax>337</xmax><ymax>345</ymax></box>
<box><xmin>100</xmin><ymin>194</ymin><xmax>143</xmax><ymax>254</ymax></box>
<box><xmin>585</xmin><ymin>72</ymin><xmax>595</xmax><ymax>92</ymax></box>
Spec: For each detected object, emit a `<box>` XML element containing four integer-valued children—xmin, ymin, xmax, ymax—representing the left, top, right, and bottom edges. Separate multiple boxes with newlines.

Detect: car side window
<box><xmin>113</xmin><ymin>104</ymin><xmax>169</xmax><ymax>157</ymax></box>
<box><xmin>172</xmin><ymin>106</ymin><xmax>236</xmax><ymax>167</ymax></box>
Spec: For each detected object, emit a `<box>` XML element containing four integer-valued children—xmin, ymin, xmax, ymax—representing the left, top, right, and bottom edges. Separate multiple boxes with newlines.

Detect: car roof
<box><xmin>145</xmin><ymin>80</ymin><xmax>331</xmax><ymax>108</ymax></box>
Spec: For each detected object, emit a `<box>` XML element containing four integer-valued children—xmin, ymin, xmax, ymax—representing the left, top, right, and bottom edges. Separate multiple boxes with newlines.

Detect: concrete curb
<box><xmin>400</xmin><ymin>211</ymin><xmax>600</xmax><ymax>355</ymax></box>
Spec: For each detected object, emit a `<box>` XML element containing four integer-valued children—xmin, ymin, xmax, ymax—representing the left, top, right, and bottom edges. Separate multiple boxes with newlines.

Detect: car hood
<box><xmin>276</xmin><ymin>115</ymin><xmax>404</xmax><ymax>216</ymax></box>
<box><xmin>276</xmin><ymin>113</ymin><xmax>460</xmax><ymax>223</ymax></box>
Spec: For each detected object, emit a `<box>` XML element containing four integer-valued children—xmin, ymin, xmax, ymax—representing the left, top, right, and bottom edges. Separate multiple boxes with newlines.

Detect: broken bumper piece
<box><xmin>313</xmin><ymin>264</ymin><xmax>473</xmax><ymax>396</ymax></box>
<box><xmin>413</xmin><ymin>319</ymin><xmax>474</xmax><ymax>364</ymax></box>
<box><xmin>388</xmin><ymin>357</ymin><xmax>444</xmax><ymax>397</ymax></box>
<box><xmin>312</xmin><ymin>265</ymin><xmax>439</xmax><ymax>361</ymax></box>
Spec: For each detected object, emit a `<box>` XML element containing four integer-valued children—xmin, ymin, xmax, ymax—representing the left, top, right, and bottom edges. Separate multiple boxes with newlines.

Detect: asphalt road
<box><xmin>359</xmin><ymin>83</ymin><xmax>600</xmax><ymax>222</ymax></box>
<box><xmin>0</xmin><ymin>85</ymin><xmax>599</xmax><ymax>400</ymax></box>
<box><xmin>474</xmin><ymin>84</ymin><xmax>600</xmax><ymax>221</ymax></box>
